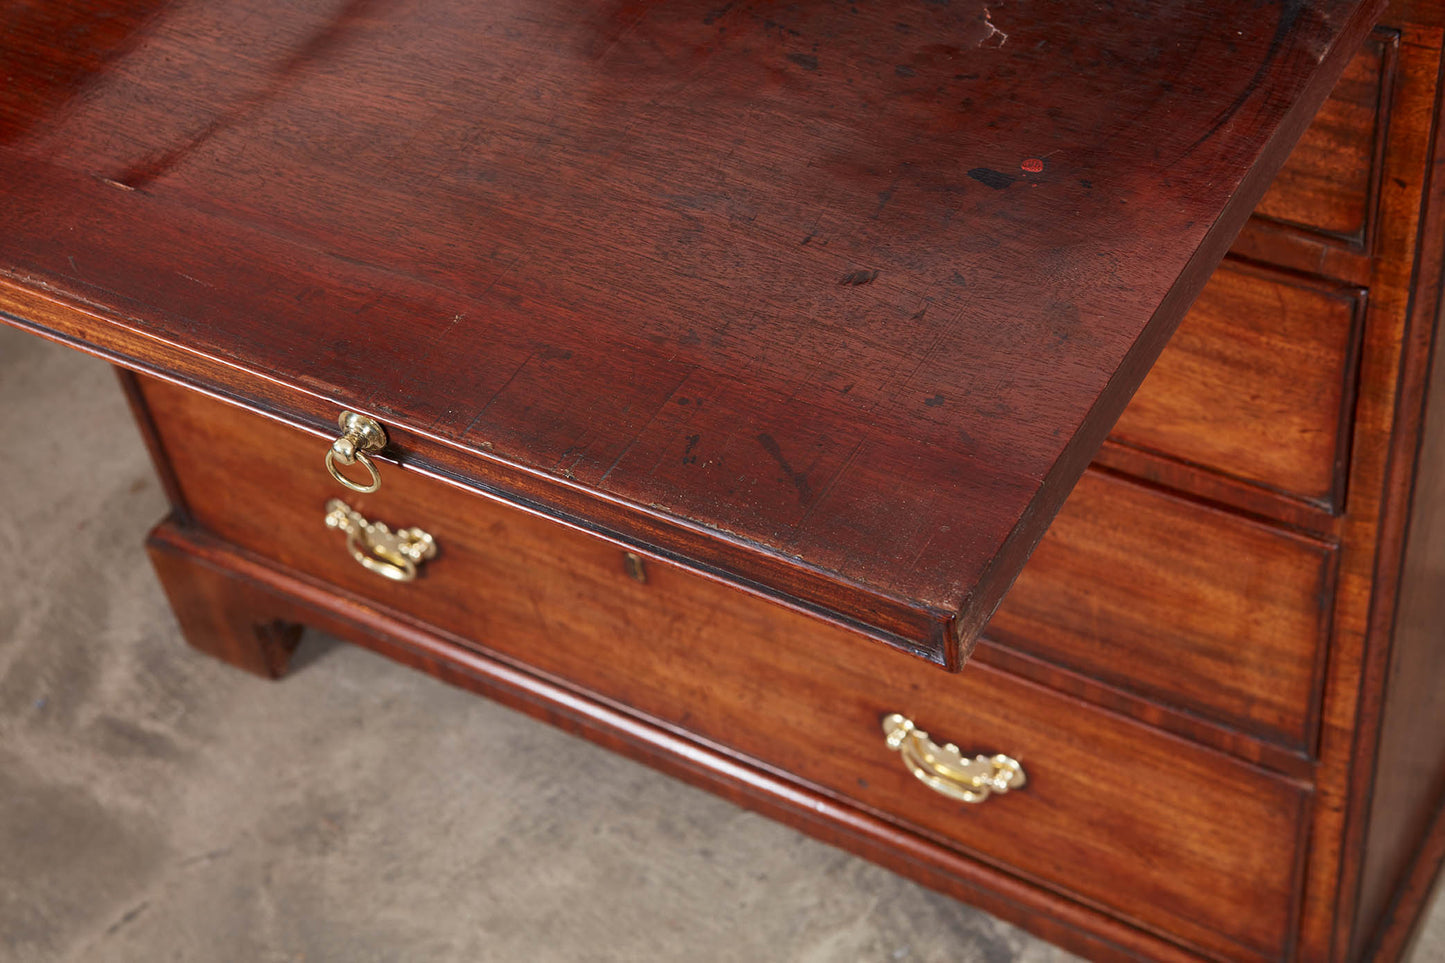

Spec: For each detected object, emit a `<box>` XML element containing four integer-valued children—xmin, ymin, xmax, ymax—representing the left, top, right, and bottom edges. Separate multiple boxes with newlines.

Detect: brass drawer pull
<box><xmin>326</xmin><ymin>411</ymin><xmax>388</xmax><ymax>493</ymax></box>
<box><xmin>882</xmin><ymin>713</ymin><xmax>1026</xmax><ymax>804</ymax></box>
<box><xmin>324</xmin><ymin>498</ymin><xmax>437</xmax><ymax>582</ymax></box>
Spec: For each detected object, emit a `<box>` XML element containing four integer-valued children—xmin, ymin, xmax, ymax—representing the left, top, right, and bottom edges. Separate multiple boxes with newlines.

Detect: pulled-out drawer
<box><xmin>137</xmin><ymin>376</ymin><xmax>1310</xmax><ymax>961</ymax></box>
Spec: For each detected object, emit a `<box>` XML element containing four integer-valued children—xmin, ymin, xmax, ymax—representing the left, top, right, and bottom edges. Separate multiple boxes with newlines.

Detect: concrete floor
<box><xmin>0</xmin><ymin>323</ymin><xmax>1440</xmax><ymax>962</ymax></box>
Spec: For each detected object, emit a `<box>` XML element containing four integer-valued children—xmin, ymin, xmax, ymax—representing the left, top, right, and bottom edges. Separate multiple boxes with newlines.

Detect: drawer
<box><xmin>1109</xmin><ymin>259</ymin><xmax>1364</xmax><ymax>510</ymax></box>
<box><xmin>1252</xmin><ymin>32</ymin><xmax>1389</xmax><ymax>247</ymax></box>
<box><xmin>140</xmin><ymin>376</ymin><xmax>1308</xmax><ymax>961</ymax></box>
<box><xmin>988</xmin><ymin>469</ymin><xmax>1336</xmax><ymax>752</ymax></box>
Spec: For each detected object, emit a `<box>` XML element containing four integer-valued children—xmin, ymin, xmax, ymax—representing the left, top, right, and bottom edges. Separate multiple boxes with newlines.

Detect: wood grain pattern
<box><xmin>11</xmin><ymin>2</ymin><xmax>1445</xmax><ymax>960</ymax></box>
<box><xmin>1109</xmin><ymin>260</ymin><xmax>1366</xmax><ymax>512</ymax></box>
<box><xmin>1348</xmin><ymin>212</ymin><xmax>1445</xmax><ymax>958</ymax></box>
<box><xmin>137</xmin><ymin>378</ymin><xmax>1309</xmax><ymax>961</ymax></box>
<box><xmin>144</xmin><ymin>518</ymin><xmax>1219</xmax><ymax>963</ymax></box>
<box><xmin>1291</xmin><ymin>16</ymin><xmax>1445</xmax><ymax>961</ymax></box>
<box><xmin>1366</xmin><ymin>799</ymin><xmax>1445</xmax><ymax>962</ymax></box>
<box><xmin>987</xmin><ymin>468</ymin><xmax>1337</xmax><ymax>751</ymax></box>
<box><xmin>148</xmin><ymin>533</ymin><xmax>301</xmax><ymax>678</ymax></box>
<box><xmin>1255</xmin><ymin>32</ymin><xmax>1393</xmax><ymax>248</ymax></box>
<box><xmin>0</xmin><ymin>0</ymin><xmax>1386</xmax><ymax>662</ymax></box>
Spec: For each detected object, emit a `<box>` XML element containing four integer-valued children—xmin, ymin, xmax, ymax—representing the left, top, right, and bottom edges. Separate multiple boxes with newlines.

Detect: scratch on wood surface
<box><xmin>980</xmin><ymin>6</ymin><xmax>1008</xmax><ymax>47</ymax></box>
<box><xmin>463</xmin><ymin>349</ymin><xmax>537</xmax><ymax>436</ymax></box>
<box><xmin>908</xmin><ymin>529</ymin><xmax>941</xmax><ymax>571</ymax></box>
<box><xmin>598</xmin><ymin>368</ymin><xmax>698</xmax><ymax>485</ymax></box>
<box><xmin>880</xmin><ymin>308</ymin><xmax>963</xmax><ymax>420</ymax></box>
<box><xmin>792</xmin><ymin>438</ymin><xmax>866</xmax><ymax>539</ymax></box>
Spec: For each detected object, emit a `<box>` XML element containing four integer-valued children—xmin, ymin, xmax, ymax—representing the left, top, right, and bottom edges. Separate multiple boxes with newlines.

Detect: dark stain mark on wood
<box><xmin>840</xmin><ymin>269</ymin><xmax>879</xmax><ymax>286</ymax></box>
<box><xmin>788</xmin><ymin>52</ymin><xmax>820</xmax><ymax>71</ymax></box>
<box><xmin>1079</xmin><ymin>178</ymin><xmax>1093</xmax><ymax>189</ymax></box>
<box><xmin>702</xmin><ymin>3</ymin><xmax>734</xmax><ymax>26</ymax></box>
<box><xmin>1047</xmin><ymin>300</ymin><xmax>1081</xmax><ymax>342</ymax></box>
<box><xmin>683</xmin><ymin>433</ymin><xmax>702</xmax><ymax>465</ymax></box>
<box><xmin>925</xmin><ymin>394</ymin><xmax>945</xmax><ymax>407</ymax></box>
<box><xmin>967</xmin><ymin>167</ymin><xmax>1015</xmax><ymax>190</ymax></box>
<box><xmin>872</xmin><ymin>163</ymin><xmax>910</xmax><ymax>220</ymax></box>
<box><xmin>757</xmin><ymin>433</ymin><xmax>813</xmax><ymax>502</ymax></box>
<box><xmin>950</xmin><ymin>271</ymin><xmax>968</xmax><ymax>286</ymax></box>
<box><xmin>763</xmin><ymin>19</ymin><xmax>803</xmax><ymax>38</ymax></box>
<box><xmin>895</xmin><ymin>64</ymin><xmax>917</xmax><ymax>77</ymax></box>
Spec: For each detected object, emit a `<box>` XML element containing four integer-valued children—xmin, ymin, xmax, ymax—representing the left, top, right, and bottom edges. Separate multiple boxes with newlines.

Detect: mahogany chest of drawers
<box><xmin>2</xmin><ymin>1</ymin><xmax>1443</xmax><ymax>959</ymax></box>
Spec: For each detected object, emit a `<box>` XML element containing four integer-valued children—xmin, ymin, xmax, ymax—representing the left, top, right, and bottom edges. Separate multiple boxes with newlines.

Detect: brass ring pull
<box><xmin>326</xmin><ymin>411</ymin><xmax>388</xmax><ymax>493</ymax></box>
<box><xmin>324</xmin><ymin>498</ymin><xmax>437</xmax><ymax>582</ymax></box>
<box><xmin>881</xmin><ymin>713</ymin><xmax>1026</xmax><ymax>804</ymax></box>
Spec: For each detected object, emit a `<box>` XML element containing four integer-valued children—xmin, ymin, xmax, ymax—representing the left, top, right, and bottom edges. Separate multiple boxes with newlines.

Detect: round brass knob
<box><xmin>325</xmin><ymin>411</ymin><xmax>387</xmax><ymax>493</ymax></box>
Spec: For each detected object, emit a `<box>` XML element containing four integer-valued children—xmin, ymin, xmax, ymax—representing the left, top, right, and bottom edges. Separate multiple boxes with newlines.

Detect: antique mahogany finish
<box><xmin>133</xmin><ymin>375</ymin><xmax>1314</xmax><ymax>962</ymax></box>
<box><xmin>0</xmin><ymin>0</ymin><xmax>1387</xmax><ymax>663</ymax></box>
<box><xmin>5</xmin><ymin>1</ymin><xmax>1445</xmax><ymax>961</ymax></box>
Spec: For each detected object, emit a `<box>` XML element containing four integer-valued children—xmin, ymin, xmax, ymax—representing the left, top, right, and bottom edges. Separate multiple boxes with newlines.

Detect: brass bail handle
<box><xmin>326</xmin><ymin>411</ymin><xmax>387</xmax><ymax>493</ymax></box>
<box><xmin>881</xmin><ymin>713</ymin><xmax>1026</xmax><ymax>804</ymax></box>
<box><xmin>324</xmin><ymin>498</ymin><xmax>437</xmax><ymax>582</ymax></box>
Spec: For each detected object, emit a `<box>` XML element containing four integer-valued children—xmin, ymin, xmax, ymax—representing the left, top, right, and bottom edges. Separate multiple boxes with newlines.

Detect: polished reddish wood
<box><xmin>144</xmin><ymin>519</ymin><xmax>1214</xmax><ymax>963</ymax></box>
<box><xmin>1348</xmin><ymin>248</ymin><xmax>1445</xmax><ymax>957</ymax></box>
<box><xmin>1255</xmin><ymin>32</ymin><xmax>1392</xmax><ymax>247</ymax></box>
<box><xmin>9</xmin><ymin>1</ymin><xmax>1445</xmax><ymax>960</ymax></box>
<box><xmin>136</xmin><ymin>371</ymin><xmax>1339</xmax><ymax>761</ymax></box>
<box><xmin>0</xmin><ymin>0</ymin><xmax>1386</xmax><ymax>663</ymax></box>
<box><xmin>988</xmin><ymin>469</ymin><xmax>1336</xmax><ymax>751</ymax></box>
<box><xmin>1109</xmin><ymin>260</ymin><xmax>1366</xmax><ymax>511</ymax></box>
<box><xmin>148</xmin><ymin>539</ymin><xmax>301</xmax><ymax>679</ymax></box>
<box><xmin>1288</xmin><ymin>17</ymin><xmax>1445</xmax><ymax>961</ymax></box>
<box><xmin>136</xmin><ymin>379</ymin><xmax>1308</xmax><ymax>961</ymax></box>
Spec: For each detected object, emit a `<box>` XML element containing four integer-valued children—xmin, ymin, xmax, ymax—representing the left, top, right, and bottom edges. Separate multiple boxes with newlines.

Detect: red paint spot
<box><xmin>1021</xmin><ymin>158</ymin><xmax>1044</xmax><ymax>173</ymax></box>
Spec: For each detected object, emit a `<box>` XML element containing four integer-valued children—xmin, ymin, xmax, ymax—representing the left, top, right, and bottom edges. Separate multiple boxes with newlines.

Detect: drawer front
<box><xmin>988</xmin><ymin>470</ymin><xmax>1336</xmax><ymax>751</ymax></box>
<box><xmin>141</xmin><ymin>377</ymin><xmax>1307</xmax><ymax>961</ymax></box>
<box><xmin>1252</xmin><ymin>33</ymin><xmax>1389</xmax><ymax>246</ymax></box>
<box><xmin>1108</xmin><ymin>260</ymin><xmax>1364</xmax><ymax>510</ymax></box>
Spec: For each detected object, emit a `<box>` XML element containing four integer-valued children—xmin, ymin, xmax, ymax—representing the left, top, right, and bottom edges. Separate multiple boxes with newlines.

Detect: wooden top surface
<box><xmin>0</xmin><ymin>0</ymin><xmax>1382</xmax><ymax>665</ymax></box>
